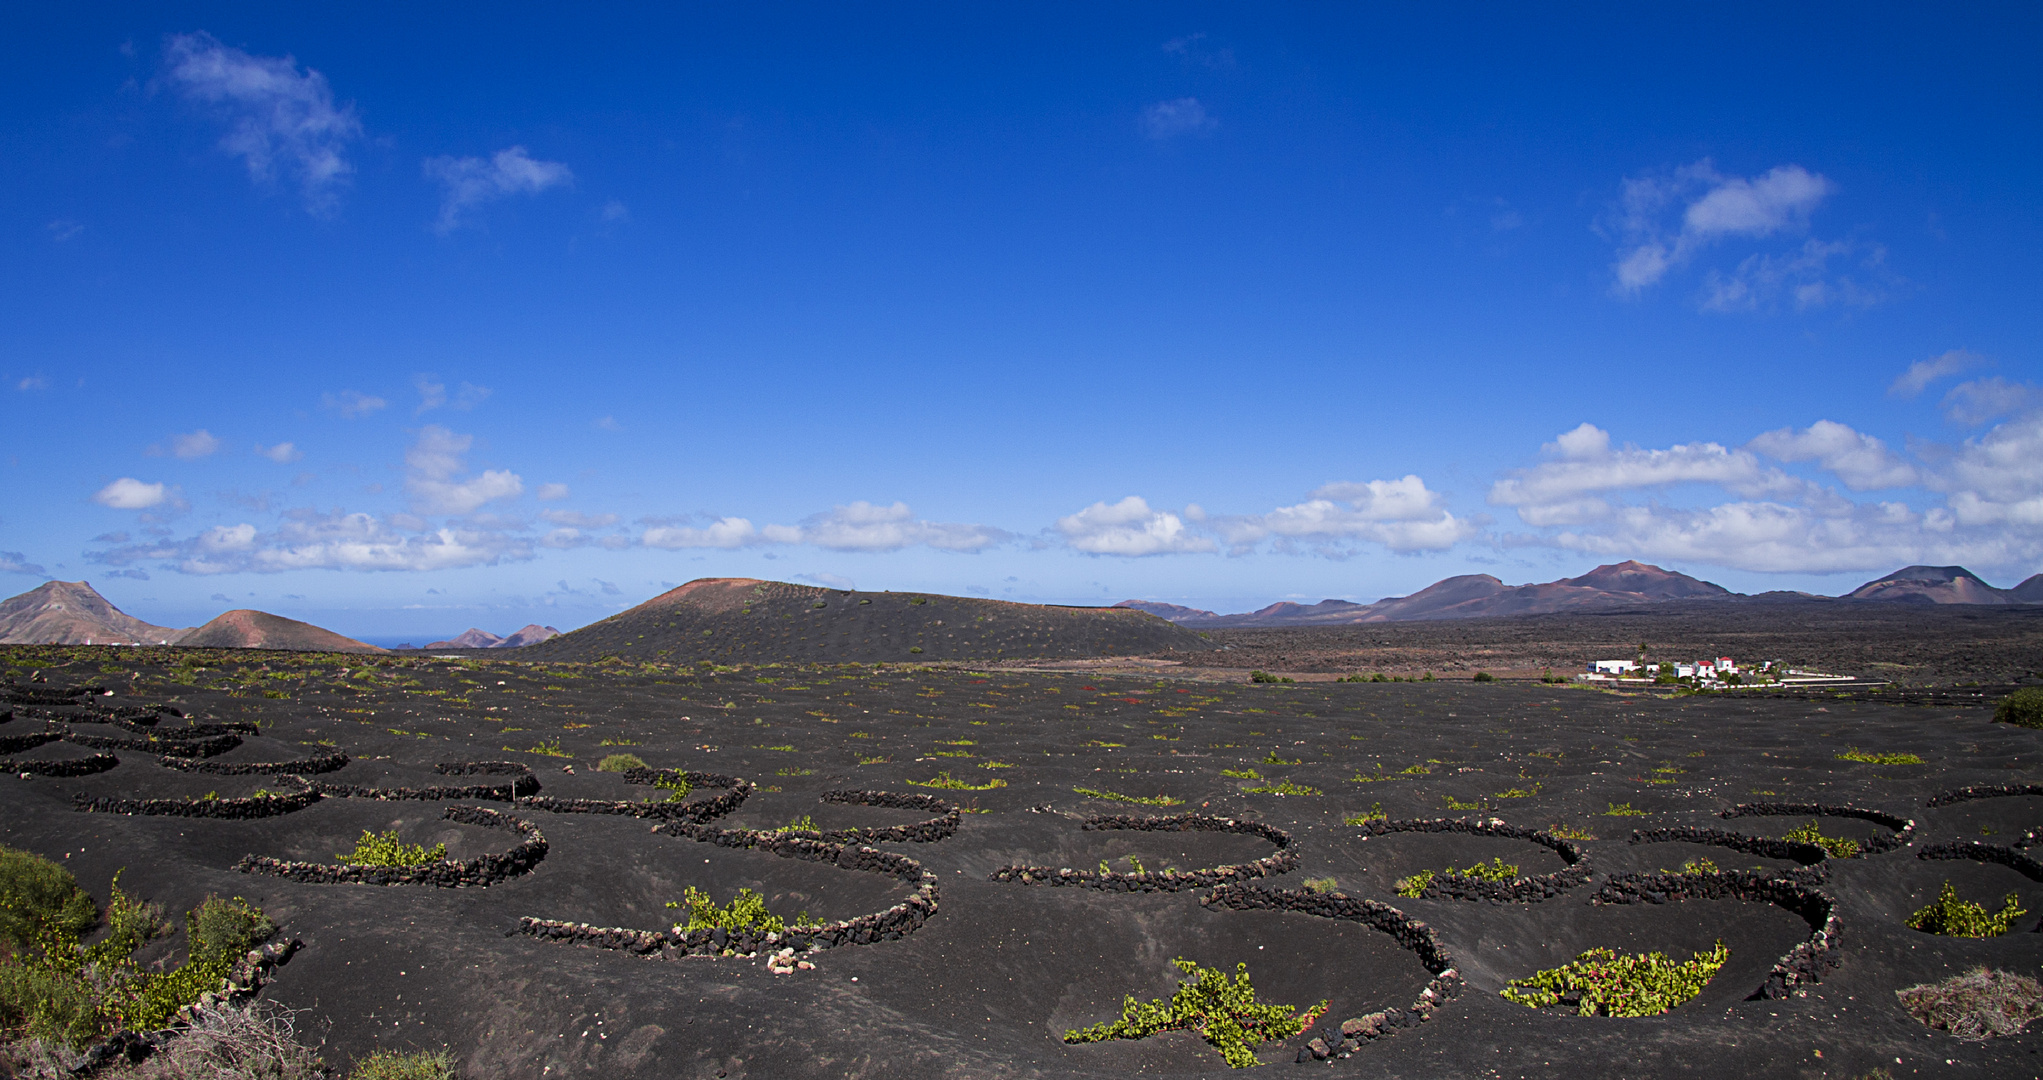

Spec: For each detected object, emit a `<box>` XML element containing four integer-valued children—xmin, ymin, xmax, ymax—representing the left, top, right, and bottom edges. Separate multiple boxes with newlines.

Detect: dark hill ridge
<box><xmin>518</xmin><ymin>577</ymin><xmax>1215</xmax><ymax>663</ymax></box>
<box><xmin>1122</xmin><ymin>560</ymin><xmax>2042</xmax><ymax>627</ymax></box>
<box><xmin>0</xmin><ymin>580</ymin><xmax>187</xmax><ymax>645</ymax></box>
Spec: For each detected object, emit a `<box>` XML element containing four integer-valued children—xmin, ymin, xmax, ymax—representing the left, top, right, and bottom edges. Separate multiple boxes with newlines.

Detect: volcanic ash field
<box><xmin>3</xmin><ymin>647</ymin><xmax>2041</xmax><ymax>1079</ymax></box>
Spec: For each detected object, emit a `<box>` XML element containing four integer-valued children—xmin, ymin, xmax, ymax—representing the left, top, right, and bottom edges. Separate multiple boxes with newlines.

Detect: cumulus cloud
<box><xmin>1201</xmin><ymin>477</ymin><xmax>1476</xmax><ymax>554</ymax></box>
<box><xmin>403</xmin><ymin>425</ymin><xmax>523</xmax><ymax>515</ymax></box>
<box><xmin>321</xmin><ymin>390</ymin><xmax>386</xmax><ymax>418</ymax></box>
<box><xmin>1608</xmin><ymin>161</ymin><xmax>1844</xmax><ymax>302</ymax></box>
<box><xmin>149</xmin><ymin>429</ymin><xmax>221</xmax><ymax>459</ymax></box>
<box><xmin>161</xmin><ymin>32</ymin><xmax>363</xmax><ymax>213</ymax></box>
<box><xmin>1699</xmin><ymin>238</ymin><xmax>1889</xmax><ymax>313</ymax></box>
<box><xmin>1141</xmin><ymin>98</ymin><xmax>1216</xmax><ymax>139</ymax></box>
<box><xmin>535</xmin><ymin>483</ymin><xmax>570</xmax><ymax>501</ymax></box>
<box><xmin>638</xmin><ymin>502</ymin><xmax>1005</xmax><ymax>553</ymax></box>
<box><xmin>1942</xmin><ymin>377</ymin><xmax>2042</xmax><ymax>426</ymax></box>
<box><xmin>93</xmin><ymin>478</ymin><xmax>170</xmax><ymax>510</ymax></box>
<box><xmin>255</xmin><ymin>442</ymin><xmax>302</xmax><ymax>463</ymax></box>
<box><xmin>1502</xmin><ymin>410</ymin><xmax>2043</xmax><ymax>576</ymax></box>
<box><xmin>0</xmin><ymin>551</ymin><xmax>46</xmax><ymax>576</ymax></box>
<box><xmin>1747</xmin><ymin>420</ymin><xmax>1918</xmax><ymax>490</ymax></box>
<box><xmin>88</xmin><ymin>508</ymin><xmax>533</xmax><ymax>575</ymax></box>
<box><xmin>424</xmin><ymin>146</ymin><xmax>572</xmax><ymax>233</ymax></box>
<box><xmin>1056</xmin><ymin>497</ymin><xmax>1215</xmax><ymax>556</ymax></box>
<box><xmin>413</xmin><ymin>375</ymin><xmax>490</xmax><ymax>414</ymax></box>
<box><xmin>1890</xmin><ymin>350</ymin><xmax>1979</xmax><ymax>398</ymax></box>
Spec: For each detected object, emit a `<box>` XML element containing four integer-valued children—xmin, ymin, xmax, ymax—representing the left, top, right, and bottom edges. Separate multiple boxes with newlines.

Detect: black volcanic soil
<box><xmin>3</xmin><ymin>643</ymin><xmax>2042</xmax><ymax>1079</ymax></box>
<box><xmin>1161</xmin><ymin>602</ymin><xmax>2043</xmax><ymax>685</ymax></box>
<box><xmin>514</xmin><ymin>578</ymin><xmax>1214</xmax><ymax>666</ymax></box>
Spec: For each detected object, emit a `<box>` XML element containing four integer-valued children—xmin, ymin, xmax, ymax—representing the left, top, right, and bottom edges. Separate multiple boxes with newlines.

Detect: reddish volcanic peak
<box><xmin>0</xmin><ymin>580</ymin><xmax>186</xmax><ymax>646</ymax></box>
<box><xmin>1557</xmin><ymin>561</ymin><xmax>1732</xmax><ymax>599</ymax></box>
<box><xmin>177</xmin><ymin>610</ymin><xmax>386</xmax><ymax>653</ymax></box>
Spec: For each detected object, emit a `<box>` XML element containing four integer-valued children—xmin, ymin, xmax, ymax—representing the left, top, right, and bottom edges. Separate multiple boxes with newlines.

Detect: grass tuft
<box><xmin>1896</xmin><ymin>967</ymin><xmax>2043</xmax><ymax>1039</ymax></box>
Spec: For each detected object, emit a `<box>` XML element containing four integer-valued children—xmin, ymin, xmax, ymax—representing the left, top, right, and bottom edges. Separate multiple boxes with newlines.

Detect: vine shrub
<box><xmin>1395</xmin><ymin>856</ymin><xmax>1519</xmax><ymax>896</ymax></box>
<box><xmin>1064</xmin><ymin>958</ymin><xmax>1327</xmax><ymax>1069</ymax></box>
<box><xmin>1906</xmin><ymin>882</ymin><xmax>2028</xmax><ymax>938</ymax></box>
<box><xmin>1501</xmin><ymin>943</ymin><xmax>1728</xmax><ymax>1017</ymax></box>
<box><xmin>667</xmin><ymin>887</ymin><xmax>787</xmax><ymax>934</ymax></box>
<box><xmin>1780</xmin><ymin>820</ymin><xmax>1860</xmax><ymax>859</ymax></box>
<box><xmin>335</xmin><ymin>830</ymin><xmax>447</xmax><ymax>867</ymax></box>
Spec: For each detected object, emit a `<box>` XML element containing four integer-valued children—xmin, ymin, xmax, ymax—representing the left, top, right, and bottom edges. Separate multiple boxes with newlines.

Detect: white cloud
<box><xmin>0</xmin><ymin>551</ymin><xmax>46</xmax><ymax>576</ymax></box>
<box><xmin>1490</xmin><ymin>424</ymin><xmax>1812</xmax><ymax>515</ymax></box>
<box><xmin>1942</xmin><ymin>377</ymin><xmax>2042</xmax><ymax>426</ymax></box>
<box><xmin>539</xmin><ymin>509</ymin><xmax>617</xmax><ymax>528</ymax></box>
<box><xmin>1608</xmin><ymin>161</ymin><xmax>1839</xmax><ymax>299</ymax></box>
<box><xmin>403</xmin><ymin>425</ymin><xmax>523</xmax><ymax>515</ymax></box>
<box><xmin>641</xmin><ymin>517</ymin><xmax>760</xmax><ymax>550</ymax></box>
<box><xmin>149</xmin><ymin>429</ymin><xmax>222</xmax><ymax>459</ymax></box>
<box><xmin>89</xmin><ymin>509</ymin><xmax>533</xmax><ymax>574</ymax></box>
<box><xmin>1056</xmin><ymin>497</ymin><xmax>1216</xmax><ymax>556</ymax></box>
<box><xmin>1890</xmin><ymin>349</ymin><xmax>1979</xmax><ymax>398</ymax></box>
<box><xmin>1747</xmin><ymin>420</ymin><xmax>1918</xmax><ymax>490</ymax></box>
<box><xmin>255</xmin><ymin>442</ymin><xmax>302</xmax><ymax>463</ymax></box>
<box><xmin>322</xmin><ymin>389</ymin><xmax>386</xmax><ymax>418</ymax></box>
<box><xmin>423</xmin><ymin>146</ymin><xmax>573</xmax><ymax>233</ymax></box>
<box><xmin>1141</xmin><ymin>98</ymin><xmax>1216</xmax><ymax>140</ymax></box>
<box><xmin>1700</xmin><ymin>238</ymin><xmax>1888</xmax><ymax>313</ymax></box>
<box><xmin>161</xmin><ymin>32</ymin><xmax>363</xmax><ymax>213</ymax></box>
<box><xmin>413</xmin><ymin>375</ymin><xmax>490</xmax><ymax>414</ymax></box>
<box><xmin>1201</xmin><ymin>476</ymin><xmax>1476</xmax><ymax>554</ymax></box>
<box><xmin>638</xmin><ymin>502</ymin><xmax>1006</xmax><ymax>553</ymax></box>
<box><xmin>535</xmin><ymin>482</ymin><xmax>570</xmax><ymax>501</ymax></box>
<box><xmin>93</xmin><ymin>478</ymin><xmax>170</xmax><ymax>510</ymax></box>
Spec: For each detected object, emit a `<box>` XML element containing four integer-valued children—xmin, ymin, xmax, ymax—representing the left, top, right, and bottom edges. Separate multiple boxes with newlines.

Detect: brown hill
<box><xmin>1845</xmin><ymin>565</ymin><xmax>2024</xmax><ymax>605</ymax></box>
<box><xmin>497</xmin><ymin>624</ymin><xmax>560</xmax><ymax>647</ymax></box>
<box><xmin>0</xmin><ymin>581</ymin><xmax>187</xmax><ymax>645</ymax></box>
<box><xmin>426</xmin><ymin>628</ymin><xmax>505</xmax><ymax>649</ymax></box>
<box><xmin>1122</xmin><ymin>561</ymin><xmax>1737</xmax><ymax>627</ymax></box>
<box><xmin>176</xmin><ymin>610</ymin><xmax>386</xmax><ymax>653</ymax></box>
<box><xmin>2014</xmin><ymin>574</ymin><xmax>2043</xmax><ymax>603</ymax></box>
<box><xmin>518</xmin><ymin>577</ymin><xmax>1215</xmax><ymax>664</ymax></box>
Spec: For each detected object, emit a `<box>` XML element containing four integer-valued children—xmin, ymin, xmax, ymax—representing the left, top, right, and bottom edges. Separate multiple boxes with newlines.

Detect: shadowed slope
<box><xmin>176</xmin><ymin>610</ymin><xmax>386</xmax><ymax>653</ymax></box>
<box><xmin>519</xmin><ymin>578</ymin><xmax>1215</xmax><ymax>663</ymax></box>
<box><xmin>0</xmin><ymin>580</ymin><xmax>187</xmax><ymax>645</ymax></box>
<box><xmin>1847</xmin><ymin>566</ymin><xmax>2024</xmax><ymax>605</ymax></box>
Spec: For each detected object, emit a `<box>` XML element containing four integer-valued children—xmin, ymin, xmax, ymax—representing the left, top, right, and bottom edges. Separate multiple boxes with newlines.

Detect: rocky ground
<box><xmin>1</xmin><ymin>643</ymin><xmax>2040</xmax><ymax>1079</ymax></box>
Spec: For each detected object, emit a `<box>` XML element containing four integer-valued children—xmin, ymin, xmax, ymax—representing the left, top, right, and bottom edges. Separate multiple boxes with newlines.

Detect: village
<box><xmin>1579</xmin><ymin>656</ymin><xmax>1858</xmax><ymax>687</ymax></box>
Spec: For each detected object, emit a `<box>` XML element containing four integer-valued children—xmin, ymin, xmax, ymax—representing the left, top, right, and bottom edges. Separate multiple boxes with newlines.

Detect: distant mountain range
<box><xmin>0</xmin><ymin>581</ymin><xmax>383</xmax><ymax>652</ymax></box>
<box><xmin>1116</xmin><ymin>561</ymin><xmax>2043</xmax><ymax>627</ymax></box>
<box><xmin>422</xmin><ymin>625</ymin><xmax>562</xmax><ymax>650</ymax></box>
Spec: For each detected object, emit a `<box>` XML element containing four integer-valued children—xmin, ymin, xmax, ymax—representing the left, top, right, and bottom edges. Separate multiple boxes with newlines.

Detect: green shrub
<box><xmin>1072</xmin><ymin>786</ymin><xmax>1180</xmax><ymax>806</ymax></box>
<box><xmin>1392</xmin><ymin>870</ymin><xmax>1434</xmax><ymax>897</ymax></box>
<box><xmin>1342</xmin><ymin>803</ymin><xmax>1386</xmax><ymax>825</ymax></box>
<box><xmin>1501</xmin><ymin>942</ymin><xmax>1728</xmax><ymax>1017</ymax></box>
<box><xmin>1301</xmin><ymin>877</ymin><xmax>1338</xmax><ymax>894</ymax></box>
<box><xmin>1780</xmin><ymin>819</ymin><xmax>1860</xmax><ymax>859</ymax></box>
<box><xmin>1837</xmin><ymin>747</ymin><xmax>1925</xmax><ymax>765</ymax></box>
<box><xmin>1907</xmin><ymin>882</ymin><xmax>2028</xmax><ymax>937</ymax></box>
<box><xmin>1064</xmin><ymin>958</ymin><xmax>1327</xmax><ymax>1069</ymax></box>
<box><xmin>1472</xmin><ymin>671</ymin><xmax>1496</xmax><ymax>683</ymax></box>
<box><xmin>596</xmin><ymin>752</ymin><xmax>647</xmax><ymax>772</ymax></box>
<box><xmin>1994</xmin><ymin>688</ymin><xmax>2043</xmax><ymax>729</ymax></box>
<box><xmin>348</xmin><ymin>1048</ymin><xmax>458</xmax><ymax>1080</ymax></box>
<box><xmin>0</xmin><ymin>846</ymin><xmax>97</xmax><ymax>957</ymax></box>
<box><xmin>335</xmin><ymin>830</ymin><xmax>447</xmax><ymax>867</ymax></box>
<box><xmin>666</xmin><ymin>887</ymin><xmax>785</xmax><ymax>933</ymax></box>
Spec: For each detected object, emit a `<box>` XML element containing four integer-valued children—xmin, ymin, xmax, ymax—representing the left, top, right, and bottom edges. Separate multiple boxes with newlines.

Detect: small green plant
<box><xmin>665</xmin><ymin>886</ymin><xmax>786</xmax><ymax>933</ymax></box>
<box><xmin>596</xmin><ymin>752</ymin><xmax>647</xmax><ymax>772</ymax></box>
<box><xmin>909</xmin><ymin>772</ymin><xmax>1007</xmax><ymax>791</ymax></box>
<box><xmin>1073</xmin><ymin>787</ymin><xmax>1183</xmax><ymax>806</ymax></box>
<box><xmin>1259</xmin><ymin>751</ymin><xmax>1301</xmax><ymax>765</ymax></box>
<box><xmin>1665</xmin><ymin>856</ymin><xmax>1720</xmax><ymax>875</ymax></box>
<box><xmin>336</xmin><ymin>829</ymin><xmax>447</xmax><ymax>867</ymax></box>
<box><xmin>1302</xmin><ymin>877</ymin><xmax>1338</xmax><ymax>894</ymax></box>
<box><xmin>1494</xmin><ymin>785</ymin><xmax>1539</xmax><ymax>799</ymax></box>
<box><xmin>1906</xmin><ymin>881</ymin><xmax>2028</xmax><ymax>937</ymax></box>
<box><xmin>1343</xmin><ymin>803</ymin><xmax>1387</xmax><ymax>825</ymax></box>
<box><xmin>1993</xmin><ymin>687</ymin><xmax>2043</xmax><ymax>729</ymax></box>
<box><xmin>1399</xmin><ymin>763</ymin><xmax>1431</xmax><ymax>775</ymax></box>
<box><xmin>1063</xmin><ymin>958</ymin><xmax>1327</xmax><ymax>1069</ymax></box>
<box><xmin>1472</xmin><ymin>671</ymin><xmax>1496</xmax><ymax>683</ymax></box>
<box><xmin>1242</xmin><ymin>779</ymin><xmax>1320</xmax><ymax>796</ymax></box>
<box><xmin>347</xmin><ymin>1048</ymin><xmax>459</xmax><ymax>1080</ymax></box>
<box><xmin>1457</xmin><ymin>857</ymin><xmax>1520</xmax><ymax>882</ymax></box>
<box><xmin>1836</xmin><ymin>747</ymin><xmax>1925</xmax><ymax>765</ymax></box>
<box><xmin>647</xmin><ymin>774</ymin><xmax>694</xmax><ymax>802</ymax></box>
<box><xmin>773</xmin><ymin>814</ymin><xmax>819</xmax><ymax>835</ymax></box>
<box><xmin>1603</xmin><ymin>802</ymin><xmax>1645</xmax><ymax>817</ymax></box>
<box><xmin>1501</xmin><ymin>942</ymin><xmax>1728</xmax><ymax>1017</ymax></box>
<box><xmin>857</xmin><ymin>754</ymin><xmax>891</xmax><ymax>765</ymax></box>
<box><xmin>1392</xmin><ymin>870</ymin><xmax>1434</xmax><ymax>897</ymax></box>
<box><xmin>1548</xmin><ymin>824</ymin><xmax>1595</xmax><ymax>841</ymax></box>
<box><xmin>1780</xmin><ymin>819</ymin><xmax>1860</xmax><ymax>859</ymax></box>
<box><xmin>1220</xmin><ymin>768</ymin><xmax>1261</xmax><ymax>780</ymax></box>
<box><xmin>1442</xmin><ymin>795</ymin><xmax>1485</xmax><ymax>811</ymax></box>
<box><xmin>521</xmin><ymin>738</ymin><xmax>571</xmax><ymax>758</ymax></box>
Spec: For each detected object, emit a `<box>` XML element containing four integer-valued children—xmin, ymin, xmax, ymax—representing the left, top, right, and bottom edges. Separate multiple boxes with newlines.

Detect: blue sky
<box><xmin>3</xmin><ymin>4</ymin><xmax>2040</xmax><ymax>641</ymax></box>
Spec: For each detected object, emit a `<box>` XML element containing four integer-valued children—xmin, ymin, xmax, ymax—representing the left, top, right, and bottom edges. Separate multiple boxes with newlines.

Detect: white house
<box><xmin>1589</xmin><ymin>660</ymin><xmax>1638</xmax><ymax>675</ymax></box>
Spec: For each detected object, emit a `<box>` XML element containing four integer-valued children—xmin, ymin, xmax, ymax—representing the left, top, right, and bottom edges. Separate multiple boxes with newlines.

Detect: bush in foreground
<box><xmin>1994</xmin><ymin>687</ymin><xmax>2043</xmax><ymax>729</ymax></box>
<box><xmin>596</xmin><ymin>752</ymin><xmax>647</xmax><ymax>772</ymax></box>
<box><xmin>1896</xmin><ymin>967</ymin><xmax>2043</xmax><ymax>1039</ymax></box>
